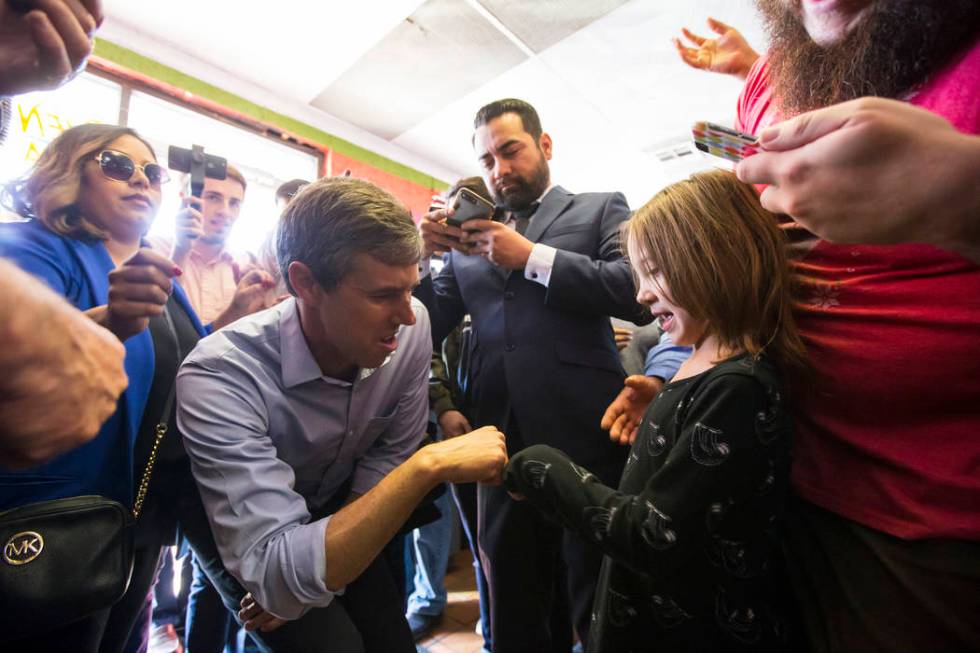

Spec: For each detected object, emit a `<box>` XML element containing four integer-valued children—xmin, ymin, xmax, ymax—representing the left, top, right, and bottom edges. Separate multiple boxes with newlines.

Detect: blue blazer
<box><xmin>0</xmin><ymin>219</ymin><xmax>207</xmax><ymax>510</ymax></box>
<box><xmin>416</xmin><ymin>187</ymin><xmax>651</xmax><ymax>481</ymax></box>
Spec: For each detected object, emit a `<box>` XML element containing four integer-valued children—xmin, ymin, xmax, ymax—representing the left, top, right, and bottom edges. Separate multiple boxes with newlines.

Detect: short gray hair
<box><xmin>276</xmin><ymin>177</ymin><xmax>421</xmax><ymax>294</ymax></box>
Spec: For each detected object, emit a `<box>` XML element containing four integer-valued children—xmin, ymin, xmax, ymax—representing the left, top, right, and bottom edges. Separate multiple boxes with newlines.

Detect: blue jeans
<box><xmin>405</xmin><ymin>484</ymin><xmax>453</xmax><ymax>617</ymax></box>
<box><xmin>184</xmin><ymin>554</ymin><xmax>248</xmax><ymax>653</ymax></box>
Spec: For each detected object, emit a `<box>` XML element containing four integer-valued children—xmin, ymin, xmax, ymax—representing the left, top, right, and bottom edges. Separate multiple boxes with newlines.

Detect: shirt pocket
<box><xmin>354</xmin><ymin>409</ymin><xmax>397</xmax><ymax>459</ymax></box>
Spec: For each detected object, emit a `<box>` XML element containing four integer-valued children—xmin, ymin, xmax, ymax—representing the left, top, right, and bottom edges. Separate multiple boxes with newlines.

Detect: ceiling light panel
<box><xmin>476</xmin><ymin>0</ymin><xmax>629</xmax><ymax>53</ymax></box>
<box><xmin>311</xmin><ymin>0</ymin><xmax>527</xmax><ymax>140</ymax></box>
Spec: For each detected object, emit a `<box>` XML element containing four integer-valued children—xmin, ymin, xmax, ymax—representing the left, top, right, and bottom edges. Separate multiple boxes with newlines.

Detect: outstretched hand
<box><xmin>424</xmin><ymin>425</ymin><xmax>508</xmax><ymax>485</ymax></box>
<box><xmin>673</xmin><ymin>17</ymin><xmax>759</xmax><ymax>80</ymax></box>
<box><xmin>600</xmin><ymin>375</ymin><xmax>663</xmax><ymax>446</ymax></box>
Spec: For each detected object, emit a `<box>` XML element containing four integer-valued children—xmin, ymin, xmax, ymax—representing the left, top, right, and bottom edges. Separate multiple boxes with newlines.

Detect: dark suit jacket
<box><xmin>416</xmin><ymin>186</ymin><xmax>650</xmax><ymax>481</ymax></box>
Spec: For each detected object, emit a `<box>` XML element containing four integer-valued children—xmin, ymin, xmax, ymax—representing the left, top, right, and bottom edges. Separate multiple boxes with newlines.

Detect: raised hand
<box><xmin>105</xmin><ymin>247</ymin><xmax>180</xmax><ymax>341</ymax></box>
<box><xmin>212</xmin><ymin>268</ymin><xmax>275</xmax><ymax>329</ymax></box>
<box><xmin>172</xmin><ymin>196</ymin><xmax>205</xmax><ymax>258</ymax></box>
<box><xmin>0</xmin><ymin>0</ymin><xmax>103</xmax><ymax>96</ymax></box>
<box><xmin>673</xmin><ymin>17</ymin><xmax>759</xmax><ymax>80</ymax></box>
<box><xmin>419</xmin><ymin>207</ymin><xmax>466</xmax><ymax>258</ymax></box>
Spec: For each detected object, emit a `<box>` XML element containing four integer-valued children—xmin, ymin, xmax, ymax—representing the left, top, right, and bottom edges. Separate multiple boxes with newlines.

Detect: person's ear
<box><xmin>287</xmin><ymin>261</ymin><xmax>320</xmax><ymax>303</ymax></box>
<box><xmin>538</xmin><ymin>132</ymin><xmax>553</xmax><ymax>160</ymax></box>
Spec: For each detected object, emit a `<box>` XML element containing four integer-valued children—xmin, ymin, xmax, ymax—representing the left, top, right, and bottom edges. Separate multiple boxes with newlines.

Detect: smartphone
<box><xmin>447</xmin><ymin>187</ymin><xmax>494</xmax><ymax>227</ymax></box>
<box><xmin>692</xmin><ymin>121</ymin><xmax>759</xmax><ymax>163</ymax></box>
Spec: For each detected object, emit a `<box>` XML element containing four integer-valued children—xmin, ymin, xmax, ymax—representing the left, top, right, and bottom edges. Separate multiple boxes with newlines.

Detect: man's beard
<box><xmin>758</xmin><ymin>0</ymin><xmax>980</xmax><ymax>115</ymax></box>
<box><xmin>490</xmin><ymin>151</ymin><xmax>550</xmax><ymax>212</ymax></box>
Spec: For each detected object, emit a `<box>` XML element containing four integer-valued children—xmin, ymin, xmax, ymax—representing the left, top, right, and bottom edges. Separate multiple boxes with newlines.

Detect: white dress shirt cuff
<box><xmin>525</xmin><ymin>244</ymin><xmax>557</xmax><ymax>287</ymax></box>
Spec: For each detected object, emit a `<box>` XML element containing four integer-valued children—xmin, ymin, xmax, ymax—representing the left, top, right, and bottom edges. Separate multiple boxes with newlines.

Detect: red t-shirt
<box><xmin>735</xmin><ymin>40</ymin><xmax>980</xmax><ymax>540</ymax></box>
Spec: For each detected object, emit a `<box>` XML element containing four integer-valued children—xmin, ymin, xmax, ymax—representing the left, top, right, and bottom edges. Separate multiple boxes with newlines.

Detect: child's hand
<box><xmin>601</xmin><ymin>375</ymin><xmax>663</xmax><ymax>446</ymax></box>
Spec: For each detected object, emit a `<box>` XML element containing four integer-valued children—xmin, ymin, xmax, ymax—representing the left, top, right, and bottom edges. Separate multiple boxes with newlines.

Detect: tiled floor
<box><xmin>415</xmin><ymin>550</ymin><xmax>487</xmax><ymax>653</ymax></box>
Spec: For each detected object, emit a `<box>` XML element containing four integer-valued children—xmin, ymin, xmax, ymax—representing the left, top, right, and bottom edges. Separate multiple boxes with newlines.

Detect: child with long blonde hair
<box><xmin>505</xmin><ymin>169</ymin><xmax>805</xmax><ymax>651</ymax></box>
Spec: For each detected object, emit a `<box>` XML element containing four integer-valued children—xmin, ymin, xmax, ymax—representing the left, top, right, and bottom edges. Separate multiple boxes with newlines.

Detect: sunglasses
<box><xmin>95</xmin><ymin>150</ymin><xmax>171</xmax><ymax>186</ymax></box>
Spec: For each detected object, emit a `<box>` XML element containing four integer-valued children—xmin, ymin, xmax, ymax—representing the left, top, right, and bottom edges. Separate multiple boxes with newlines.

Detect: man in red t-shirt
<box><xmin>663</xmin><ymin>4</ymin><xmax>980</xmax><ymax>651</ymax></box>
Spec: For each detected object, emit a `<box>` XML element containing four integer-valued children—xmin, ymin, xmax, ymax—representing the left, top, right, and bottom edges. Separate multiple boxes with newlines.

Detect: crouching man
<box><xmin>177</xmin><ymin>177</ymin><xmax>507</xmax><ymax>652</ymax></box>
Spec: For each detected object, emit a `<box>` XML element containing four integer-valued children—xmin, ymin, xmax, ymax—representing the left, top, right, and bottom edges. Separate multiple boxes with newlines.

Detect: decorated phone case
<box><xmin>692</xmin><ymin>121</ymin><xmax>759</xmax><ymax>163</ymax></box>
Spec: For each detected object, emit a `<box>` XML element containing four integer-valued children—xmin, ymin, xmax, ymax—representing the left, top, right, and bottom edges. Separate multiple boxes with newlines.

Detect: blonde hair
<box><xmin>179</xmin><ymin>163</ymin><xmax>247</xmax><ymax>195</ymax></box>
<box><xmin>225</xmin><ymin>164</ymin><xmax>247</xmax><ymax>192</ymax></box>
<box><xmin>625</xmin><ymin>169</ymin><xmax>807</xmax><ymax>375</ymax></box>
<box><xmin>3</xmin><ymin>124</ymin><xmax>157</xmax><ymax>240</ymax></box>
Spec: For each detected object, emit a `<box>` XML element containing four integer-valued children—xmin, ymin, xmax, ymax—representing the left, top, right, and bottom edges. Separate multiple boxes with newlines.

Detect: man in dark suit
<box><xmin>416</xmin><ymin>98</ymin><xmax>649</xmax><ymax>652</ymax></box>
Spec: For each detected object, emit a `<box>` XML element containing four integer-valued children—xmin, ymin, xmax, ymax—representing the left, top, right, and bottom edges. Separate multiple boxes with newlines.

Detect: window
<box><xmin>127</xmin><ymin>90</ymin><xmax>319</xmax><ymax>254</ymax></box>
<box><xmin>1</xmin><ymin>71</ymin><xmax>321</xmax><ymax>256</ymax></box>
<box><xmin>0</xmin><ymin>73</ymin><xmax>122</xmax><ymax>184</ymax></box>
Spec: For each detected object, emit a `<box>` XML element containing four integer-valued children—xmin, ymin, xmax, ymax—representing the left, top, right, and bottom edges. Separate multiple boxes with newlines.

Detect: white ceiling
<box><xmin>100</xmin><ymin>0</ymin><xmax>768</xmax><ymax>207</ymax></box>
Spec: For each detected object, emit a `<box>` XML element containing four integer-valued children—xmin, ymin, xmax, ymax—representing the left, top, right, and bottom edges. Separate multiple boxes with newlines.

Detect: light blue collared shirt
<box><xmin>177</xmin><ymin>298</ymin><xmax>431</xmax><ymax>619</ymax></box>
<box><xmin>644</xmin><ymin>330</ymin><xmax>692</xmax><ymax>381</ymax></box>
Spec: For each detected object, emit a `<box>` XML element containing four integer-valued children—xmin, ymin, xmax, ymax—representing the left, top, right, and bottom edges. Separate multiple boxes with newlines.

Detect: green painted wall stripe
<box><xmin>94</xmin><ymin>39</ymin><xmax>447</xmax><ymax>190</ymax></box>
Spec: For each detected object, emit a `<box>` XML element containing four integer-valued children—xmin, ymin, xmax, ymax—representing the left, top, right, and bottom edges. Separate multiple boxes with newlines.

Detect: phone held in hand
<box><xmin>692</xmin><ymin>121</ymin><xmax>759</xmax><ymax>163</ymax></box>
<box><xmin>447</xmin><ymin>187</ymin><xmax>495</xmax><ymax>227</ymax></box>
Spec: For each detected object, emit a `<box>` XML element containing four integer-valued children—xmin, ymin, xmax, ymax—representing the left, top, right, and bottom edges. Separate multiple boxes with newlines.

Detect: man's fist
<box><xmin>0</xmin><ymin>0</ymin><xmax>104</xmax><ymax>96</ymax></box>
<box><xmin>0</xmin><ymin>261</ymin><xmax>127</xmax><ymax>468</ymax></box>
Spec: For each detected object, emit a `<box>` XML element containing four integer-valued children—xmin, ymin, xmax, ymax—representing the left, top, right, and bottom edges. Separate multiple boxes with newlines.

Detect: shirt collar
<box><xmin>536</xmin><ymin>183</ymin><xmax>555</xmax><ymax>204</ymax></box>
<box><xmin>189</xmin><ymin>247</ymin><xmax>234</xmax><ymax>265</ymax></box>
<box><xmin>279</xmin><ymin>298</ymin><xmax>398</xmax><ymax>388</ymax></box>
<box><xmin>280</xmin><ymin>298</ymin><xmax>325</xmax><ymax>388</ymax></box>
<box><xmin>507</xmin><ymin>184</ymin><xmax>556</xmax><ymax>223</ymax></box>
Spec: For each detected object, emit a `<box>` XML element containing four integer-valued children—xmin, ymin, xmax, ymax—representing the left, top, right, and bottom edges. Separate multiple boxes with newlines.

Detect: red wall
<box><xmin>328</xmin><ymin>150</ymin><xmax>442</xmax><ymax>222</ymax></box>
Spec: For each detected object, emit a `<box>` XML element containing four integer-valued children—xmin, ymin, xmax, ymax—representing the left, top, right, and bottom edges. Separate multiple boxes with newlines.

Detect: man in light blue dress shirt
<box><xmin>176</xmin><ymin>178</ymin><xmax>508</xmax><ymax>653</ymax></box>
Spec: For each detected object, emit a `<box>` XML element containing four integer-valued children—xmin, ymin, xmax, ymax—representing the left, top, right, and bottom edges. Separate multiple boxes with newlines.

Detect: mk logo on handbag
<box><xmin>3</xmin><ymin>531</ymin><xmax>44</xmax><ymax>565</ymax></box>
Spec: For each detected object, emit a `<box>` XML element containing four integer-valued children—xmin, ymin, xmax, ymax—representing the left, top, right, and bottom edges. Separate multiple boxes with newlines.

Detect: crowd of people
<box><xmin>1</xmin><ymin>1</ymin><xmax>978</xmax><ymax>652</ymax></box>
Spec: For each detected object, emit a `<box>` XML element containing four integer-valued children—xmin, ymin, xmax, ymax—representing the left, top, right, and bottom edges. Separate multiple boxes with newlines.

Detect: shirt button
<box><xmin>531</xmin><ymin>273</ymin><xmax>539</xmax><ymax>279</ymax></box>
<box><xmin>505</xmin><ymin>344</ymin><xmax>516</xmax><ymax>352</ymax></box>
<box><xmin>504</xmin><ymin>291</ymin><xmax>515</xmax><ymax>300</ymax></box>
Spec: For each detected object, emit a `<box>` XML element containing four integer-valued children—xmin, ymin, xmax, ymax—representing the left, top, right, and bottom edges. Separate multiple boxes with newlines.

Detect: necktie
<box><xmin>513</xmin><ymin>202</ymin><xmax>540</xmax><ymax>236</ymax></box>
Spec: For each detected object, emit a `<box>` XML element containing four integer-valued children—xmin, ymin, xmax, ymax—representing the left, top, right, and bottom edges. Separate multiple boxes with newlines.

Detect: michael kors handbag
<box><xmin>0</xmin><ymin>307</ymin><xmax>180</xmax><ymax>640</ymax></box>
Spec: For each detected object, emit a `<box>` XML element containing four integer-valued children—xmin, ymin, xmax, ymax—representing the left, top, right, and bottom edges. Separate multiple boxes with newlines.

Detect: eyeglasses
<box><xmin>95</xmin><ymin>150</ymin><xmax>171</xmax><ymax>186</ymax></box>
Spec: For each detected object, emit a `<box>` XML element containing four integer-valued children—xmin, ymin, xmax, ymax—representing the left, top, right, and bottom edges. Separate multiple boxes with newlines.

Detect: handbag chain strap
<box><xmin>133</xmin><ymin>304</ymin><xmax>182</xmax><ymax>520</ymax></box>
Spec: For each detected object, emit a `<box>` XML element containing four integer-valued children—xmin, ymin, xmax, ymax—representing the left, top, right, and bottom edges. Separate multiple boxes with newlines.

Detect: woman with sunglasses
<box><xmin>0</xmin><ymin>124</ymin><xmax>269</xmax><ymax>652</ymax></box>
